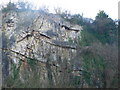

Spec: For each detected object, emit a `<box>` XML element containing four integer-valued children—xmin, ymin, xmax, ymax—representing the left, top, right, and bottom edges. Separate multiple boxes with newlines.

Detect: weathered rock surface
<box><xmin>1</xmin><ymin>10</ymin><xmax>83</xmax><ymax>87</ymax></box>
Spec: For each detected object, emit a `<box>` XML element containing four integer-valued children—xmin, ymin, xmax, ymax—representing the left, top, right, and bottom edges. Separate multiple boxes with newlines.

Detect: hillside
<box><xmin>0</xmin><ymin>2</ymin><xmax>118</xmax><ymax>88</ymax></box>
<box><xmin>1</xmin><ymin>10</ymin><xmax>84</xmax><ymax>88</ymax></box>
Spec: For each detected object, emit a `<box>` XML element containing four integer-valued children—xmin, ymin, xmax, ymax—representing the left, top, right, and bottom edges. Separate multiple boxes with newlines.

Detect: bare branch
<box><xmin>46</xmin><ymin>40</ymin><xmax>77</xmax><ymax>49</ymax></box>
<box><xmin>61</xmin><ymin>25</ymin><xmax>80</xmax><ymax>32</ymax></box>
<box><xmin>17</xmin><ymin>34</ymin><xmax>32</xmax><ymax>43</ymax></box>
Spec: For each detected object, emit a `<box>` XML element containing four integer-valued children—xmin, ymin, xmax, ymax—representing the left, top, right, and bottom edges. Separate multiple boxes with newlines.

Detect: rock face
<box><xmin>1</xmin><ymin>10</ymin><xmax>83</xmax><ymax>87</ymax></box>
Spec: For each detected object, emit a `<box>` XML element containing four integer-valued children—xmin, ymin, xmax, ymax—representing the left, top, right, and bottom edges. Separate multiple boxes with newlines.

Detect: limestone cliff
<box><xmin>1</xmin><ymin>10</ymin><xmax>83</xmax><ymax>87</ymax></box>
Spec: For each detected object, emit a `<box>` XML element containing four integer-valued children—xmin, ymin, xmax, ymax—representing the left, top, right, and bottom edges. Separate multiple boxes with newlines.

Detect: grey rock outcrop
<box><xmin>1</xmin><ymin>10</ymin><xmax>83</xmax><ymax>87</ymax></box>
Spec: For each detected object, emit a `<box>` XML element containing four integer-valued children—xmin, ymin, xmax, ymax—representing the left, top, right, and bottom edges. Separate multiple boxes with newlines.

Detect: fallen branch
<box><xmin>0</xmin><ymin>48</ymin><xmax>44</xmax><ymax>63</ymax></box>
<box><xmin>46</xmin><ymin>40</ymin><xmax>77</xmax><ymax>49</ymax></box>
<box><xmin>39</xmin><ymin>32</ymin><xmax>52</xmax><ymax>39</ymax></box>
<box><xmin>17</xmin><ymin>34</ymin><xmax>32</xmax><ymax>43</ymax></box>
<box><xmin>61</xmin><ymin>25</ymin><xmax>80</xmax><ymax>33</ymax></box>
<box><xmin>17</xmin><ymin>30</ymin><xmax>51</xmax><ymax>43</ymax></box>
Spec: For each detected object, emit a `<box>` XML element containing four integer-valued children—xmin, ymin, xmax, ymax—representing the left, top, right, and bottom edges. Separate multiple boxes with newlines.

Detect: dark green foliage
<box><xmin>61</xmin><ymin>13</ymin><xmax>89</xmax><ymax>26</ymax></box>
<box><xmin>11</xmin><ymin>61</ymin><xmax>21</xmax><ymax>80</ymax></box>
<box><xmin>79</xmin><ymin>29</ymin><xmax>98</xmax><ymax>46</ymax></box>
<box><xmin>60</xmin><ymin>10</ymin><xmax>117</xmax><ymax>44</ymax></box>
<box><xmin>66</xmin><ymin>14</ymin><xmax>85</xmax><ymax>25</ymax></box>
<box><xmin>3</xmin><ymin>58</ymin><xmax>41</xmax><ymax>88</ymax></box>
<box><xmin>27</xmin><ymin>58</ymin><xmax>37</xmax><ymax>67</ymax></box>
<box><xmin>60</xmin><ymin>10</ymin><xmax>118</xmax><ymax>87</ymax></box>
<box><xmin>3</xmin><ymin>61</ymin><xmax>22</xmax><ymax>88</ymax></box>
<box><xmin>82</xmin><ymin>51</ymin><xmax>106</xmax><ymax>87</ymax></box>
<box><xmin>95</xmin><ymin>10</ymin><xmax>108</xmax><ymax>19</ymax></box>
<box><xmin>92</xmin><ymin>10</ymin><xmax>117</xmax><ymax>44</ymax></box>
<box><xmin>72</xmin><ymin>76</ymin><xmax>81</xmax><ymax>88</ymax></box>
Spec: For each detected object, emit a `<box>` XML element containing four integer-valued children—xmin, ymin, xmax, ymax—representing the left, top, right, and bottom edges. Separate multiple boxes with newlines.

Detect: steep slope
<box><xmin>1</xmin><ymin>10</ymin><xmax>83</xmax><ymax>87</ymax></box>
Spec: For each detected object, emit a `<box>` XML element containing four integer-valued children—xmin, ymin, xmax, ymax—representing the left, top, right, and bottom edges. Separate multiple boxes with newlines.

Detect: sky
<box><xmin>1</xmin><ymin>0</ymin><xmax>119</xmax><ymax>20</ymax></box>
